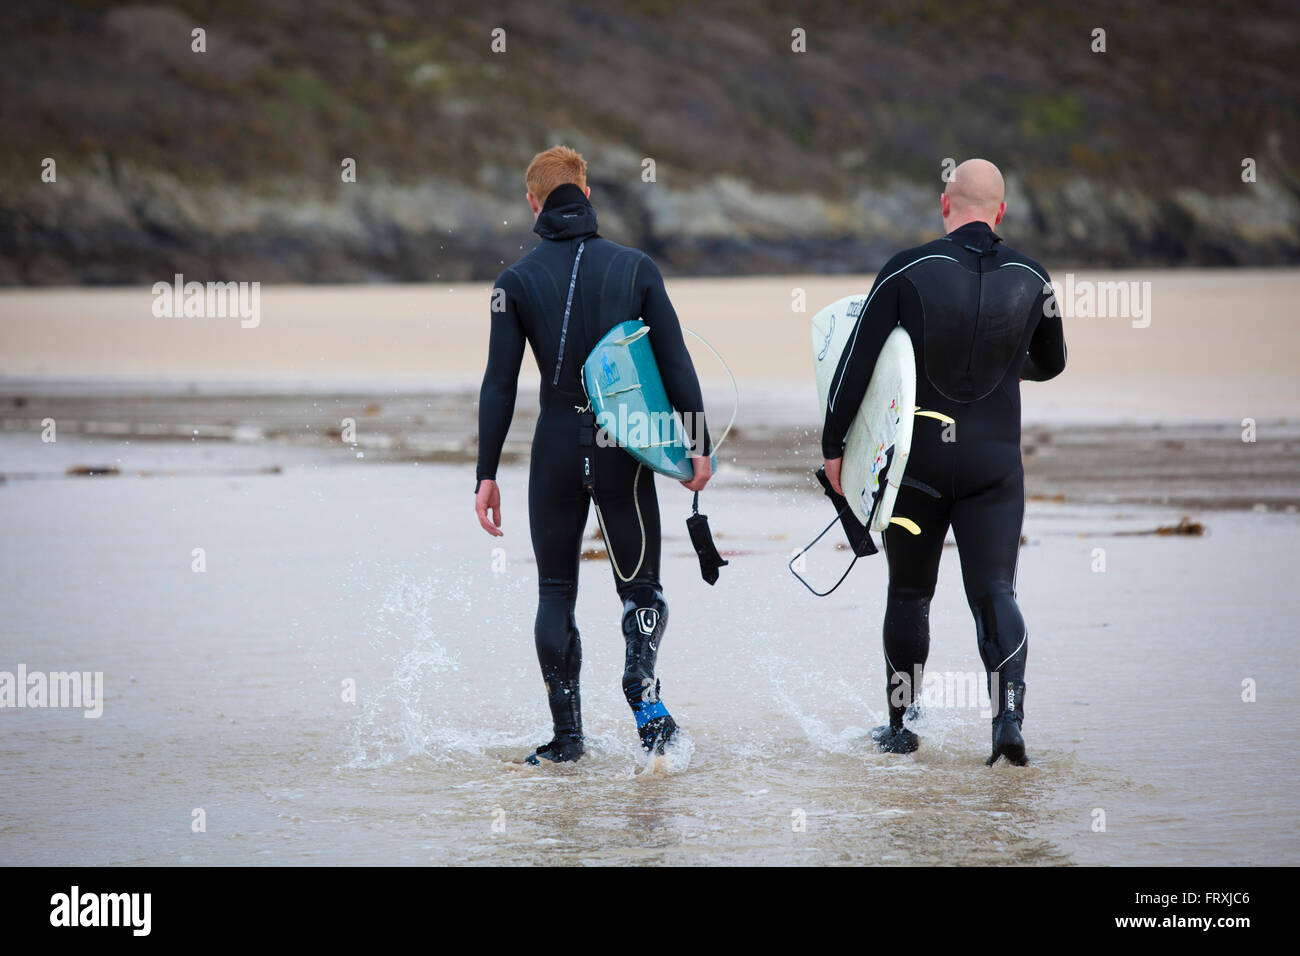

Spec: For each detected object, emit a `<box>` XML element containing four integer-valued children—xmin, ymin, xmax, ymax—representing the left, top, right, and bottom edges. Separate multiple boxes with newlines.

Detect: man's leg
<box><xmin>592</xmin><ymin>449</ymin><xmax>675</xmax><ymax>751</ymax></box>
<box><xmin>877</xmin><ymin>483</ymin><xmax>950</xmax><ymax>753</ymax></box>
<box><xmin>525</xmin><ymin>430</ymin><xmax>591</xmax><ymax>764</ymax></box>
<box><xmin>950</xmin><ymin>465</ymin><xmax>1029</xmax><ymax>765</ymax></box>
<box><xmin>618</xmin><ymin>579</ymin><xmax>672</xmax><ymax>750</ymax></box>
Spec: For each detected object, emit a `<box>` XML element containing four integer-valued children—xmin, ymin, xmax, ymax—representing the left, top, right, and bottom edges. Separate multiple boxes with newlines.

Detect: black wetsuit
<box><xmin>476</xmin><ymin>183</ymin><xmax>710</xmax><ymax>750</ymax></box>
<box><xmin>822</xmin><ymin>220</ymin><xmax>1066</xmax><ymax>736</ymax></box>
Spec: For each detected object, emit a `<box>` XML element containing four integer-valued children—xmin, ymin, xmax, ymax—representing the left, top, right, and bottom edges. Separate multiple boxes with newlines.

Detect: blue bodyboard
<box><xmin>583</xmin><ymin>320</ymin><xmax>716</xmax><ymax>480</ymax></box>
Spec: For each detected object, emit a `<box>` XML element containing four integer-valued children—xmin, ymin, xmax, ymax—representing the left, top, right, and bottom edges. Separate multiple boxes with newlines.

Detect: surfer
<box><xmin>821</xmin><ymin>159</ymin><xmax>1066</xmax><ymax>765</ymax></box>
<box><xmin>474</xmin><ymin>146</ymin><xmax>712</xmax><ymax>764</ymax></box>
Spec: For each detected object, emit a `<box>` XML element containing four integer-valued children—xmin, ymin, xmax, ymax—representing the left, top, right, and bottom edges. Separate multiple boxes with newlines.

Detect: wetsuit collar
<box><xmin>943</xmin><ymin>220</ymin><xmax>1003</xmax><ymax>255</ymax></box>
<box><xmin>533</xmin><ymin>183</ymin><xmax>599</xmax><ymax>241</ymax></box>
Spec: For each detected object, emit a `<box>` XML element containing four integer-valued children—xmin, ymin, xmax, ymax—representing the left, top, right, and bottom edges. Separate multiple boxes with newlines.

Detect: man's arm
<box><xmin>476</xmin><ymin>273</ymin><xmax>526</xmax><ymax>487</ymax></box>
<box><xmin>1022</xmin><ymin>272</ymin><xmax>1067</xmax><ymax>382</ymax></box>
<box><xmin>637</xmin><ymin>255</ymin><xmax>713</xmax><ymax>478</ymax></box>
<box><xmin>822</xmin><ymin>261</ymin><xmax>904</xmax><ymax>460</ymax></box>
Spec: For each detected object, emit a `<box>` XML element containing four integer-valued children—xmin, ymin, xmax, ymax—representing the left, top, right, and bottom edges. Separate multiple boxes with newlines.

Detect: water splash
<box><xmin>634</xmin><ymin>727</ymin><xmax>696</xmax><ymax>777</ymax></box>
<box><xmin>343</xmin><ymin>566</ymin><xmax>533</xmax><ymax>768</ymax></box>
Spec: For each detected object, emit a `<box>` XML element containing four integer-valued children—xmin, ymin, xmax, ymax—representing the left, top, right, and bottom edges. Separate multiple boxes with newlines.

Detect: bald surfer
<box><xmin>822</xmin><ymin>159</ymin><xmax>1067</xmax><ymax>765</ymax></box>
<box><xmin>474</xmin><ymin>146</ymin><xmax>712</xmax><ymax>765</ymax></box>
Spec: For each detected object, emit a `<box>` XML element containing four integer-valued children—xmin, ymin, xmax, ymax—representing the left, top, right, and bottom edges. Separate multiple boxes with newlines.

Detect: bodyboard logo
<box><xmin>601</xmin><ymin>353</ymin><xmax>620</xmax><ymax>386</ymax></box>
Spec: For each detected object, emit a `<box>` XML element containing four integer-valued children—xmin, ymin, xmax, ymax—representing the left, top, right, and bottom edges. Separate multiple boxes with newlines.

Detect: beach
<box><xmin>1</xmin><ymin>272</ymin><xmax>1298</xmax><ymax>865</ymax></box>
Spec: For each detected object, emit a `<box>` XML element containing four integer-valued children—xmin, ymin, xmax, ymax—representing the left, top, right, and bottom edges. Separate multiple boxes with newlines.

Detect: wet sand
<box><xmin>2</xmin><ymin>269</ymin><xmax>1298</xmax><ymax>421</ymax></box>
<box><xmin>1</xmin><ymin>275</ymin><xmax>1298</xmax><ymax>866</ymax></box>
<box><xmin>1</xmin><ymin>436</ymin><xmax>1296</xmax><ymax>865</ymax></box>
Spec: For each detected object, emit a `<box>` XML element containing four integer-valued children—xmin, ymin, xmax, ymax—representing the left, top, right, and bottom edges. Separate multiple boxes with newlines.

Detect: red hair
<box><xmin>525</xmin><ymin>146</ymin><xmax>587</xmax><ymax>205</ymax></box>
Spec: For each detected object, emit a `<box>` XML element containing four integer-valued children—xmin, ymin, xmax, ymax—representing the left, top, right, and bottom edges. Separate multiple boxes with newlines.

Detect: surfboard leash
<box><xmin>681</xmin><ymin>328</ymin><xmax>739</xmax><ymax>586</ymax></box>
<box><xmin>683</xmin><ymin>327</ymin><xmax>740</xmax><ymax>453</ymax></box>
<box><xmin>789</xmin><ymin>511</ymin><xmax>865</xmax><ymax>597</ymax></box>
<box><xmin>593</xmin><ymin>462</ymin><xmax>648</xmax><ymax>584</ymax></box>
<box><xmin>687</xmin><ymin>491</ymin><xmax>729</xmax><ymax>586</ymax></box>
<box><xmin>581</xmin><ymin>326</ymin><xmax>738</xmax><ymax>587</ymax></box>
<box><xmin>789</xmin><ymin>465</ymin><xmax>879</xmax><ymax>596</ymax></box>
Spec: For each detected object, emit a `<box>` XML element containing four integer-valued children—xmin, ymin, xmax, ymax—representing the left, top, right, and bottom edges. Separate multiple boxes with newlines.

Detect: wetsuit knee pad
<box><xmin>620</xmin><ymin>589</ymin><xmax>668</xmax><ymax>704</ymax></box>
<box><xmin>535</xmin><ymin>579</ymin><xmax>581</xmax><ymax>684</ymax></box>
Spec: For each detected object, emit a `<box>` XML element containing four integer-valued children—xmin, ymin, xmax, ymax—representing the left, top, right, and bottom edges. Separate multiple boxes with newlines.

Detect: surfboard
<box><xmin>810</xmin><ymin>296</ymin><xmax>917</xmax><ymax>532</ymax></box>
<box><xmin>583</xmin><ymin>320</ymin><xmax>718</xmax><ymax>480</ymax></box>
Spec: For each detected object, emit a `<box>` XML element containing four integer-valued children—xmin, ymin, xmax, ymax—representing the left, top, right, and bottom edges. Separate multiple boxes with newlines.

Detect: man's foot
<box><xmin>986</xmin><ymin>679</ymin><xmax>1027</xmax><ymax>766</ymax></box>
<box><xmin>986</xmin><ymin>714</ymin><xmax>1027</xmax><ymax>766</ymax></box>
<box><xmin>875</xmin><ymin>726</ymin><xmax>920</xmax><ymax>754</ymax></box>
<box><xmin>870</xmin><ymin>702</ymin><xmax>922</xmax><ymax>742</ymax></box>
<box><xmin>637</xmin><ymin>713</ymin><xmax>678</xmax><ymax>754</ymax></box>
<box><xmin>628</xmin><ymin>675</ymin><xmax>677</xmax><ymax>754</ymax></box>
<box><xmin>523</xmin><ymin>733</ymin><xmax>584</xmax><ymax>765</ymax></box>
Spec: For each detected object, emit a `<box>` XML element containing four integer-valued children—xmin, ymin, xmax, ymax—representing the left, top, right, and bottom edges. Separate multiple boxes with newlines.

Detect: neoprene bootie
<box><xmin>987</xmin><ymin>680</ymin><xmax>1027</xmax><ymax>766</ymax></box>
<box><xmin>524</xmin><ymin>734</ymin><xmax>585</xmax><ymax>765</ymax></box>
<box><xmin>526</xmin><ymin>679</ymin><xmax>584</xmax><ymax>764</ymax></box>
<box><xmin>630</xmin><ymin>679</ymin><xmax>678</xmax><ymax>753</ymax></box>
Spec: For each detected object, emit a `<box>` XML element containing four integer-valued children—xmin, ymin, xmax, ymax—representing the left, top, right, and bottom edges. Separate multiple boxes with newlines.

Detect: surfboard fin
<box><xmin>888</xmin><ymin>516</ymin><xmax>922</xmax><ymax>535</ymax></box>
<box><xmin>913</xmin><ymin>407</ymin><xmax>956</xmax><ymax>425</ymax></box>
<box><xmin>898</xmin><ymin>475</ymin><xmax>941</xmax><ymax>499</ymax></box>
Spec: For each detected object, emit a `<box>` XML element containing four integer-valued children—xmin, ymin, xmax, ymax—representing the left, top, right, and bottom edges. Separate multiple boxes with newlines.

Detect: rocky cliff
<box><xmin>3</xmin><ymin>0</ymin><xmax>1297</xmax><ymax>283</ymax></box>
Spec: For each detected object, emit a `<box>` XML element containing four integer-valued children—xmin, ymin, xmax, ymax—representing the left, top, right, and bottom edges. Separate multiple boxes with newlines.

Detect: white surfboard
<box><xmin>811</xmin><ymin>295</ymin><xmax>917</xmax><ymax>532</ymax></box>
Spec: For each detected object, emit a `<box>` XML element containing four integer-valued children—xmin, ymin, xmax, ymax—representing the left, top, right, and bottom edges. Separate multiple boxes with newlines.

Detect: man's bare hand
<box><xmin>680</xmin><ymin>454</ymin><xmax>712</xmax><ymax>493</ymax></box>
<box><xmin>824</xmin><ymin>457</ymin><xmax>844</xmax><ymax>495</ymax></box>
<box><xmin>475</xmin><ymin>479</ymin><xmax>503</xmax><ymax>536</ymax></box>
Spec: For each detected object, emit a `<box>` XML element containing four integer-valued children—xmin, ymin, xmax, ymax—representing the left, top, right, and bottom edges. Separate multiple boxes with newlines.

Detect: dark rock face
<box><xmin>3</xmin><ymin>165</ymin><xmax>1294</xmax><ymax>285</ymax></box>
<box><xmin>2</xmin><ymin>2</ymin><xmax>1297</xmax><ymax>283</ymax></box>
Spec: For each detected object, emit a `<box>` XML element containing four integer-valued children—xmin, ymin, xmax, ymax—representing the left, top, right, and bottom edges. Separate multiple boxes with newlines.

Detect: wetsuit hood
<box><xmin>533</xmin><ymin>183</ymin><xmax>599</xmax><ymax>241</ymax></box>
<box><xmin>944</xmin><ymin>220</ymin><xmax>1004</xmax><ymax>255</ymax></box>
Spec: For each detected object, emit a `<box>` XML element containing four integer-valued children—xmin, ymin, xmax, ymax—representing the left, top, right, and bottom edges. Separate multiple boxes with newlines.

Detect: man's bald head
<box><xmin>941</xmin><ymin>159</ymin><xmax>1007</xmax><ymax>232</ymax></box>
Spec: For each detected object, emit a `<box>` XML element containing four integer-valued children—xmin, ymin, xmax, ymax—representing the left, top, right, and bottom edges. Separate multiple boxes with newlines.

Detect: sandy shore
<box><xmin>2</xmin><ymin>270</ymin><xmax>1298</xmax><ymax>422</ymax></box>
<box><xmin>3</xmin><ymin>270</ymin><xmax>1297</xmax><ymax>511</ymax></box>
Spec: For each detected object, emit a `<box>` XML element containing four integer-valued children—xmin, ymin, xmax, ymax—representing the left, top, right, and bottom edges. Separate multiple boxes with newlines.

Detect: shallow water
<box><xmin>2</xmin><ymin>430</ymin><xmax>1296</xmax><ymax>865</ymax></box>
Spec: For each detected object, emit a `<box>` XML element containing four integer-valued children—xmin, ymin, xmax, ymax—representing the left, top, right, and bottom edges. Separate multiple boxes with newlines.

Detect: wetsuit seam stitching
<box><xmin>999</xmin><ymin>260</ymin><xmax>1050</xmax><ymax>286</ymax></box>
<box><xmin>830</xmin><ymin>253</ymin><xmax>960</xmax><ymax>412</ymax></box>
